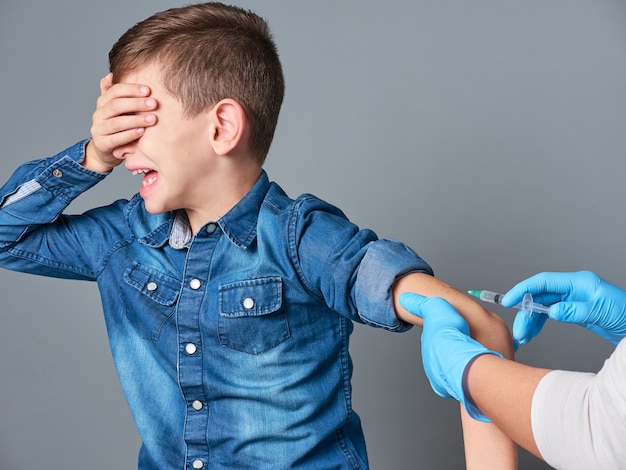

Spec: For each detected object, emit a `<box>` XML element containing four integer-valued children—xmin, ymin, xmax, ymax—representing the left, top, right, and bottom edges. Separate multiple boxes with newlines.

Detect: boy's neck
<box><xmin>185</xmin><ymin>165</ymin><xmax>262</xmax><ymax>235</ymax></box>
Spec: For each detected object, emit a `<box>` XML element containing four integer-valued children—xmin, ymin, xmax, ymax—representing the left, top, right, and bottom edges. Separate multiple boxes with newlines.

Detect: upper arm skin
<box><xmin>393</xmin><ymin>272</ymin><xmax>514</xmax><ymax>359</ymax></box>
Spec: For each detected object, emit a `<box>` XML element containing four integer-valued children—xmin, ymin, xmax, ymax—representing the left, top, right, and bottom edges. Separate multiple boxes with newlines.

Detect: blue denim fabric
<box><xmin>0</xmin><ymin>141</ymin><xmax>433</xmax><ymax>469</ymax></box>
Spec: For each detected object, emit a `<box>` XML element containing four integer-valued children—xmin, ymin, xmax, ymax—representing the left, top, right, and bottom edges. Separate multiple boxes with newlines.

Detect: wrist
<box><xmin>83</xmin><ymin>140</ymin><xmax>114</xmax><ymax>173</ymax></box>
<box><xmin>461</xmin><ymin>351</ymin><xmax>503</xmax><ymax>422</ymax></box>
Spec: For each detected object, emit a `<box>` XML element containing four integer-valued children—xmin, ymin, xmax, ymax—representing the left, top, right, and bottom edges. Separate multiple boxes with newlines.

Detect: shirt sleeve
<box><xmin>0</xmin><ymin>140</ymin><xmax>115</xmax><ymax>279</ymax></box>
<box><xmin>290</xmin><ymin>194</ymin><xmax>433</xmax><ymax>332</ymax></box>
<box><xmin>531</xmin><ymin>337</ymin><xmax>626</xmax><ymax>469</ymax></box>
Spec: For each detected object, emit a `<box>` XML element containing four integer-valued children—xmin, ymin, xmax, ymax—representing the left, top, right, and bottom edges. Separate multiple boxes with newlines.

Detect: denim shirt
<box><xmin>0</xmin><ymin>140</ymin><xmax>433</xmax><ymax>469</ymax></box>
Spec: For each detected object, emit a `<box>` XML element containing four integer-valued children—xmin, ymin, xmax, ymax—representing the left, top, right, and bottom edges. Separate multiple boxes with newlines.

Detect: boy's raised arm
<box><xmin>0</xmin><ymin>75</ymin><xmax>160</xmax><ymax>274</ymax></box>
<box><xmin>393</xmin><ymin>273</ymin><xmax>517</xmax><ymax>469</ymax></box>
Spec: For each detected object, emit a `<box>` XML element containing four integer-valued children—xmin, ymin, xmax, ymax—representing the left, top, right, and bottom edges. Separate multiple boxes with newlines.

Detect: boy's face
<box><xmin>116</xmin><ymin>64</ymin><xmax>215</xmax><ymax>216</ymax></box>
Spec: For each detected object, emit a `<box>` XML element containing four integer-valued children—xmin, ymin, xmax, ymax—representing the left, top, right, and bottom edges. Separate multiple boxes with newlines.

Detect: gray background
<box><xmin>0</xmin><ymin>1</ymin><xmax>624</xmax><ymax>468</ymax></box>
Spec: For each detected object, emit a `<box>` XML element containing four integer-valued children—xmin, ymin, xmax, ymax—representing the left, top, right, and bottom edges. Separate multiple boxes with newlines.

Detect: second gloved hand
<box><xmin>502</xmin><ymin>271</ymin><xmax>626</xmax><ymax>345</ymax></box>
<box><xmin>400</xmin><ymin>293</ymin><xmax>502</xmax><ymax>422</ymax></box>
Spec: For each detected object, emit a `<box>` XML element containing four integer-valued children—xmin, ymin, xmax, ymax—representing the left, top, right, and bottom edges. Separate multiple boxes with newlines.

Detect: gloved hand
<box><xmin>400</xmin><ymin>293</ymin><xmax>502</xmax><ymax>422</ymax></box>
<box><xmin>502</xmin><ymin>271</ymin><xmax>626</xmax><ymax>345</ymax></box>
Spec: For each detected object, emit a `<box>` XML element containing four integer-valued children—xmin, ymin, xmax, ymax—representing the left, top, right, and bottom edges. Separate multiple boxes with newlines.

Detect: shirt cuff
<box><xmin>35</xmin><ymin>140</ymin><xmax>108</xmax><ymax>203</ymax></box>
<box><xmin>355</xmin><ymin>239</ymin><xmax>433</xmax><ymax>331</ymax></box>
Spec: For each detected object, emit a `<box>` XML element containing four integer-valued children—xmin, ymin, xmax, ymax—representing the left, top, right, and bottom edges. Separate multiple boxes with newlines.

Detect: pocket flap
<box><xmin>219</xmin><ymin>276</ymin><xmax>283</xmax><ymax>317</ymax></box>
<box><xmin>123</xmin><ymin>262</ymin><xmax>181</xmax><ymax>306</ymax></box>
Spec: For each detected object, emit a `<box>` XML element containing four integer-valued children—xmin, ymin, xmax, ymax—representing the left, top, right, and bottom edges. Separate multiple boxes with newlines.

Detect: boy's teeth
<box><xmin>131</xmin><ymin>169</ymin><xmax>150</xmax><ymax>175</ymax></box>
<box><xmin>142</xmin><ymin>175</ymin><xmax>157</xmax><ymax>187</ymax></box>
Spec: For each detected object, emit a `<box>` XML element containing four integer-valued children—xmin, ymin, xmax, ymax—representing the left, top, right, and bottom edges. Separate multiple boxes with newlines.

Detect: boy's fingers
<box><xmin>94</xmin><ymin>97</ymin><xmax>157</xmax><ymax>125</ymax></box>
<box><xmin>93</xmin><ymin>113</ymin><xmax>156</xmax><ymax>137</ymax></box>
<box><xmin>106</xmin><ymin>128</ymin><xmax>147</xmax><ymax>155</ymax></box>
<box><xmin>99</xmin><ymin>73</ymin><xmax>114</xmax><ymax>95</ymax></box>
<box><xmin>98</xmin><ymin>82</ymin><xmax>153</xmax><ymax>107</ymax></box>
<box><xmin>107</xmin><ymin>96</ymin><xmax>157</xmax><ymax>117</ymax></box>
<box><xmin>93</xmin><ymin>127</ymin><xmax>146</xmax><ymax>158</ymax></box>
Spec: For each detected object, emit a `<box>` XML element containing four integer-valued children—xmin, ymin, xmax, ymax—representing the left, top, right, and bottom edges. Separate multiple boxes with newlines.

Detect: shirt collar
<box><xmin>164</xmin><ymin>170</ymin><xmax>270</xmax><ymax>250</ymax></box>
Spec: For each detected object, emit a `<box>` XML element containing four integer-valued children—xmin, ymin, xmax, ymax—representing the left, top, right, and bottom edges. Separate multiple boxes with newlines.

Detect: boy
<box><xmin>0</xmin><ymin>3</ymin><xmax>514</xmax><ymax>468</ymax></box>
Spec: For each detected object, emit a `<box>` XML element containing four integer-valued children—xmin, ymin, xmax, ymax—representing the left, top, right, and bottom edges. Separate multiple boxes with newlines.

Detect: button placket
<box><xmin>177</xmin><ymin>235</ymin><xmax>219</xmax><ymax>466</ymax></box>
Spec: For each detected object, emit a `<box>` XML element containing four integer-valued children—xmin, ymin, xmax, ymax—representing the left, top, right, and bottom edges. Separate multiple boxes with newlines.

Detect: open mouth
<box><xmin>131</xmin><ymin>169</ymin><xmax>157</xmax><ymax>185</ymax></box>
<box><xmin>131</xmin><ymin>168</ymin><xmax>159</xmax><ymax>191</ymax></box>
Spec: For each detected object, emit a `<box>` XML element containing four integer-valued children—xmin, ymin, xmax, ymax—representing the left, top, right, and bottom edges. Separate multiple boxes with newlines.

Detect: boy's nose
<box><xmin>112</xmin><ymin>148</ymin><xmax>128</xmax><ymax>160</ymax></box>
<box><xmin>112</xmin><ymin>142</ymin><xmax>136</xmax><ymax>160</ymax></box>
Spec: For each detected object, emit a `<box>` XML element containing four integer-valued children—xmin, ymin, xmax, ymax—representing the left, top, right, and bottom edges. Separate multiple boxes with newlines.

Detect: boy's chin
<box><xmin>141</xmin><ymin>198</ymin><xmax>169</xmax><ymax>215</ymax></box>
<box><xmin>145</xmin><ymin>208</ymin><xmax>167</xmax><ymax>215</ymax></box>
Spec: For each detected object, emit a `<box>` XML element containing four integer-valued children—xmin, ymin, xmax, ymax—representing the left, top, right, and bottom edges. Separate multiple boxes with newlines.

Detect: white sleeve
<box><xmin>531</xmin><ymin>338</ymin><xmax>626</xmax><ymax>470</ymax></box>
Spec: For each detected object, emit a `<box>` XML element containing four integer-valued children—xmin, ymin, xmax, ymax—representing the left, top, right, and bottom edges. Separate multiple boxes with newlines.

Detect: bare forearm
<box><xmin>465</xmin><ymin>354</ymin><xmax>551</xmax><ymax>459</ymax></box>
<box><xmin>461</xmin><ymin>406</ymin><xmax>518</xmax><ymax>470</ymax></box>
<box><xmin>393</xmin><ymin>273</ymin><xmax>517</xmax><ymax>467</ymax></box>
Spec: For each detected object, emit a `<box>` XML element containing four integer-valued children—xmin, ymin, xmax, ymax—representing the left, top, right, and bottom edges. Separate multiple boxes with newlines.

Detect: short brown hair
<box><xmin>109</xmin><ymin>2</ymin><xmax>285</xmax><ymax>162</ymax></box>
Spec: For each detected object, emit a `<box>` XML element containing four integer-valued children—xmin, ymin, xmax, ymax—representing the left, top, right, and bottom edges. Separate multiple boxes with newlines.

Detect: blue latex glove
<box><xmin>502</xmin><ymin>271</ymin><xmax>626</xmax><ymax>345</ymax></box>
<box><xmin>400</xmin><ymin>293</ymin><xmax>502</xmax><ymax>422</ymax></box>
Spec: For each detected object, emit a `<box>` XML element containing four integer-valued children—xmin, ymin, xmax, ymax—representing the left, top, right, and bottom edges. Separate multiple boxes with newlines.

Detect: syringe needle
<box><xmin>468</xmin><ymin>289</ymin><xmax>550</xmax><ymax>317</ymax></box>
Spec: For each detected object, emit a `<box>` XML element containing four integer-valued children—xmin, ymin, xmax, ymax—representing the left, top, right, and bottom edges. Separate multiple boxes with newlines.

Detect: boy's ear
<box><xmin>209</xmin><ymin>99</ymin><xmax>246</xmax><ymax>156</ymax></box>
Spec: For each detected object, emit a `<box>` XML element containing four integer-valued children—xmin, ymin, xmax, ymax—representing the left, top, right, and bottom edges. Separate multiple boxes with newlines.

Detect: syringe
<box><xmin>468</xmin><ymin>290</ymin><xmax>551</xmax><ymax>318</ymax></box>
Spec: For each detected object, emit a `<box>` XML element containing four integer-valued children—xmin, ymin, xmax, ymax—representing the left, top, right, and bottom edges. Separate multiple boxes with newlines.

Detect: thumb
<box><xmin>399</xmin><ymin>293</ymin><xmax>428</xmax><ymax>319</ymax></box>
<box><xmin>100</xmin><ymin>73</ymin><xmax>114</xmax><ymax>95</ymax></box>
<box><xmin>549</xmin><ymin>301</ymin><xmax>590</xmax><ymax>325</ymax></box>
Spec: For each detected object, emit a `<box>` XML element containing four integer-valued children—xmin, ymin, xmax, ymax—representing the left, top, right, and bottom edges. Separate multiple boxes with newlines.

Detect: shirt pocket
<box><xmin>218</xmin><ymin>276</ymin><xmax>289</xmax><ymax>355</ymax></box>
<box><xmin>121</xmin><ymin>262</ymin><xmax>181</xmax><ymax>341</ymax></box>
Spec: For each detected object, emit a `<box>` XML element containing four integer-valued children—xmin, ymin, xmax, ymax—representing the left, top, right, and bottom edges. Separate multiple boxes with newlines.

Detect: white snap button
<box><xmin>147</xmin><ymin>282</ymin><xmax>158</xmax><ymax>291</ymax></box>
<box><xmin>206</xmin><ymin>223</ymin><xmax>217</xmax><ymax>234</ymax></box>
<box><xmin>52</xmin><ymin>169</ymin><xmax>63</xmax><ymax>178</ymax></box>
<box><xmin>243</xmin><ymin>297</ymin><xmax>254</xmax><ymax>309</ymax></box>
<box><xmin>189</xmin><ymin>279</ymin><xmax>201</xmax><ymax>290</ymax></box>
<box><xmin>192</xmin><ymin>459</ymin><xmax>204</xmax><ymax>469</ymax></box>
<box><xmin>192</xmin><ymin>400</ymin><xmax>203</xmax><ymax>411</ymax></box>
<box><xmin>185</xmin><ymin>343</ymin><xmax>197</xmax><ymax>355</ymax></box>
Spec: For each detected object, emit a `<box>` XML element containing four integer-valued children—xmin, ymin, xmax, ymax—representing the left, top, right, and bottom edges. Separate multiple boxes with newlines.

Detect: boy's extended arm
<box><xmin>393</xmin><ymin>273</ymin><xmax>517</xmax><ymax>469</ymax></box>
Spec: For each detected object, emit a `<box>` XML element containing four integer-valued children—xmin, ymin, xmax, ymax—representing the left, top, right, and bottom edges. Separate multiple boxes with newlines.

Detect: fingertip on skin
<box><xmin>135</xmin><ymin>127</ymin><xmax>146</xmax><ymax>135</ymax></box>
<box><xmin>399</xmin><ymin>292</ymin><xmax>423</xmax><ymax>303</ymax></box>
<box><xmin>139</xmin><ymin>85</ymin><xmax>151</xmax><ymax>96</ymax></box>
<box><xmin>399</xmin><ymin>292</ymin><xmax>426</xmax><ymax>317</ymax></box>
